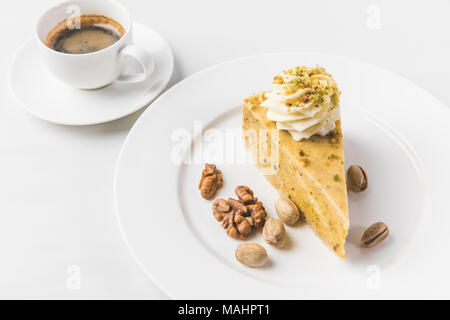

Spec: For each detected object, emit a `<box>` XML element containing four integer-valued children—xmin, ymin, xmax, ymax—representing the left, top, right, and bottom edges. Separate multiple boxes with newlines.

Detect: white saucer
<box><xmin>9</xmin><ymin>22</ymin><xmax>174</xmax><ymax>126</ymax></box>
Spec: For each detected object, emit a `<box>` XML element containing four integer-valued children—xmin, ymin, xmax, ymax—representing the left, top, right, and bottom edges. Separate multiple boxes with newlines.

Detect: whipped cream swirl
<box><xmin>261</xmin><ymin>66</ymin><xmax>341</xmax><ymax>141</ymax></box>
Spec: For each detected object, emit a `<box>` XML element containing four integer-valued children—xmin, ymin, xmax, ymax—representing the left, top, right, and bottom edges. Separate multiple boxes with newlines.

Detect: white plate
<box><xmin>114</xmin><ymin>53</ymin><xmax>450</xmax><ymax>299</ymax></box>
<box><xmin>9</xmin><ymin>22</ymin><xmax>173</xmax><ymax>126</ymax></box>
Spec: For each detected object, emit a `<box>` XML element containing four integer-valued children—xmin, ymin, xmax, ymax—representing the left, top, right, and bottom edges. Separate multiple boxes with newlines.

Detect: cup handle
<box><xmin>117</xmin><ymin>45</ymin><xmax>154</xmax><ymax>83</ymax></box>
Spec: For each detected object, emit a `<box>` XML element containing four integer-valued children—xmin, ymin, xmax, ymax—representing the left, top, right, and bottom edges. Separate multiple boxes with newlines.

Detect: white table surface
<box><xmin>1</xmin><ymin>0</ymin><xmax>449</xmax><ymax>299</ymax></box>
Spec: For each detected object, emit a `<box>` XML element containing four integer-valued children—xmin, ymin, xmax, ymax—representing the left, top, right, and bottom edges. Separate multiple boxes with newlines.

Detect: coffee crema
<box><xmin>45</xmin><ymin>15</ymin><xmax>125</xmax><ymax>54</ymax></box>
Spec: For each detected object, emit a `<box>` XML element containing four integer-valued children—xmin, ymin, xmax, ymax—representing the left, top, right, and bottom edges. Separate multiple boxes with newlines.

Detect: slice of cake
<box><xmin>242</xmin><ymin>66</ymin><xmax>349</xmax><ymax>257</ymax></box>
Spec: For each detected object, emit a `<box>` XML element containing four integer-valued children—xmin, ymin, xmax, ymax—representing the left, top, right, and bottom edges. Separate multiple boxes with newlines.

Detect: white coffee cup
<box><xmin>36</xmin><ymin>0</ymin><xmax>154</xmax><ymax>89</ymax></box>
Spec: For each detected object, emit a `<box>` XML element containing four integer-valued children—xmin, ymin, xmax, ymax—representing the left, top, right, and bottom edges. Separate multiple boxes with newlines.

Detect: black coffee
<box><xmin>51</xmin><ymin>26</ymin><xmax>121</xmax><ymax>54</ymax></box>
<box><xmin>46</xmin><ymin>15</ymin><xmax>125</xmax><ymax>54</ymax></box>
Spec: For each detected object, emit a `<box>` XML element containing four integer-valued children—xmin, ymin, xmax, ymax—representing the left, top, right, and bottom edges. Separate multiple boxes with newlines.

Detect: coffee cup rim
<box><xmin>35</xmin><ymin>0</ymin><xmax>132</xmax><ymax>57</ymax></box>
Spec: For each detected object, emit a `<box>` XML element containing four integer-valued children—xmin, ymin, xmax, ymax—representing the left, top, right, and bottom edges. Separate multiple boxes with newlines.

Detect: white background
<box><xmin>1</xmin><ymin>0</ymin><xmax>449</xmax><ymax>299</ymax></box>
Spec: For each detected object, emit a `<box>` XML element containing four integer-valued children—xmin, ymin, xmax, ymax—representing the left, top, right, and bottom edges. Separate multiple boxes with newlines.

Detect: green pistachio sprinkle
<box><xmin>328</xmin><ymin>154</ymin><xmax>338</xmax><ymax>159</ymax></box>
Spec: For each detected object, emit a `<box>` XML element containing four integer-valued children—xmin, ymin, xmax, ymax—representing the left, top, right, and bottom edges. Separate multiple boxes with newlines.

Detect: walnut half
<box><xmin>246</xmin><ymin>201</ymin><xmax>267</xmax><ymax>230</ymax></box>
<box><xmin>212</xmin><ymin>186</ymin><xmax>267</xmax><ymax>240</ymax></box>
<box><xmin>198</xmin><ymin>164</ymin><xmax>223</xmax><ymax>199</ymax></box>
<box><xmin>235</xmin><ymin>186</ymin><xmax>267</xmax><ymax>230</ymax></box>
<box><xmin>212</xmin><ymin>198</ymin><xmax>252</xmax><ymax>240</ymax></box>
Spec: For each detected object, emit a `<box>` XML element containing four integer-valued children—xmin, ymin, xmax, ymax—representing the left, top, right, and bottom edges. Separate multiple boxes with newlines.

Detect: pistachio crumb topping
<box><xmin>272</xmin><ymin>66</ymin><xmax>339</xmax><ymax>108</ymax></box>
<box><xmin>328</xmin><ymin>130</ymin><xmax>339</xmax><ymax>144</ymax></box>
<box><xmin>333</xmin><ymin>174</ymin><xmax>339</xmax><ymax>181</ymax></box>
